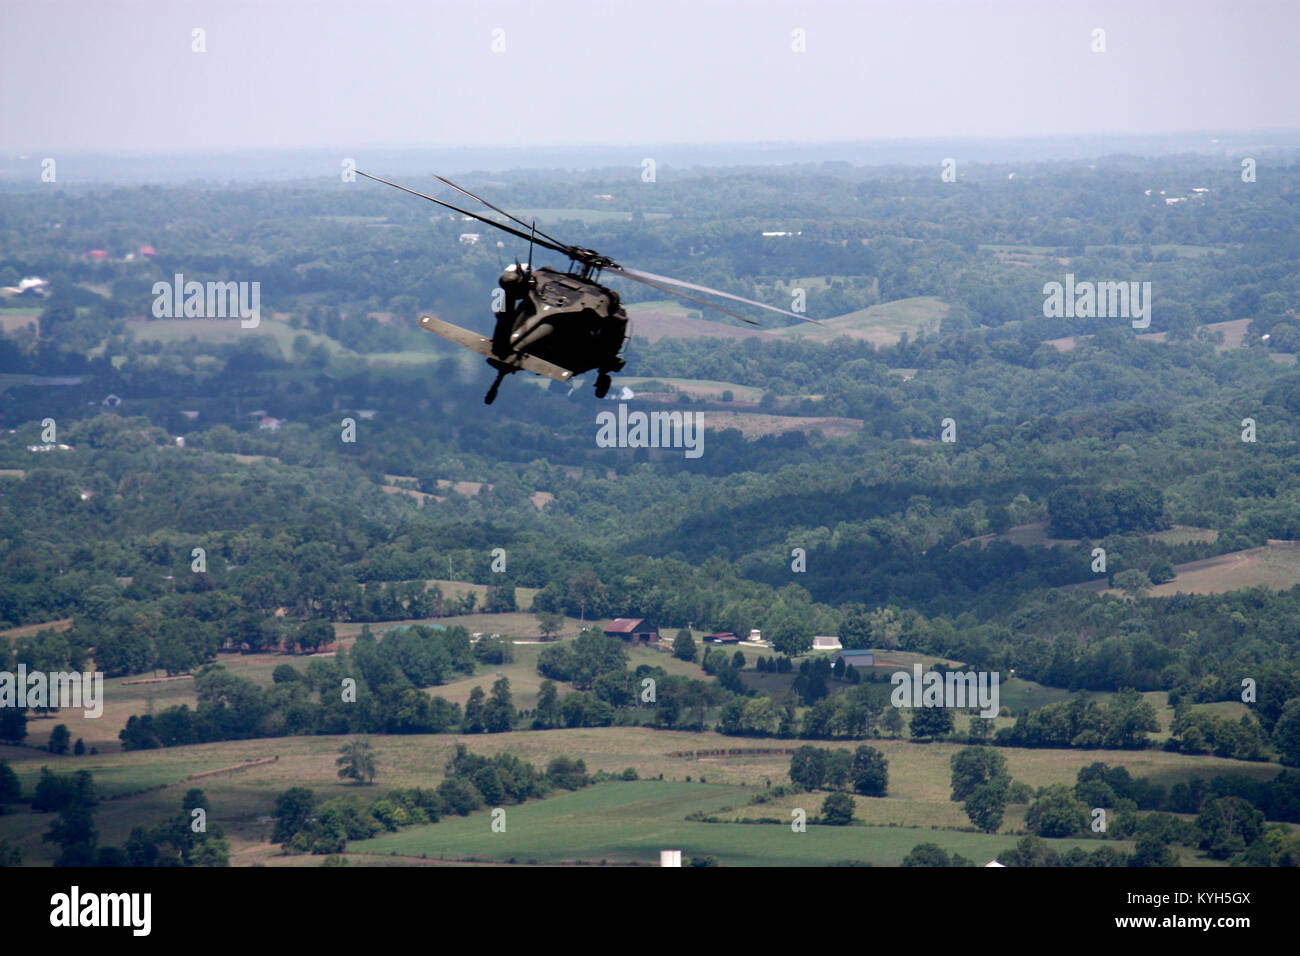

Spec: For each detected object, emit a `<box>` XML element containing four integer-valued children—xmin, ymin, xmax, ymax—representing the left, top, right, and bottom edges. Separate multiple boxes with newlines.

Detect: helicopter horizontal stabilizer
<box><xmin>418</xmin><ymin>315</ymin><xmax>575</xmax><ymax>383</ymax></box>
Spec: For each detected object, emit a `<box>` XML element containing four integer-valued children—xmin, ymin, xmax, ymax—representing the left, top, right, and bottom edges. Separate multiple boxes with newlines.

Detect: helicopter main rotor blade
<box><xmin>606</xmin><ymin>268</ymin><xmax>762</xmax><ymax>326</ymax></box>
<box><xmin>361</xmin><ymin>171</ymin><xmax>821</xmax><ymax>327</ymax></box>
<box><xmin>356</xmin><ymin>170</ymin><xmax>570</xmax><ymax>255</ymax></box>
<box><xmin>431</xmin><ymin>174</ymin><xmax>569</xmax><ymax>250</ymax></box>
<box><xmin>607</xmin><ymin>265</ymin><xmax>822</xmax><ymax>325</ymax></box>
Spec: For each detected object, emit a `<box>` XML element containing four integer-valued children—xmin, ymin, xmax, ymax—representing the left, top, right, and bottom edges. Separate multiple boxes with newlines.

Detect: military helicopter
<box><xmin>357</xmin><ymin>170</ymin><xmax>821</xmax><ymax>404</ymax></box>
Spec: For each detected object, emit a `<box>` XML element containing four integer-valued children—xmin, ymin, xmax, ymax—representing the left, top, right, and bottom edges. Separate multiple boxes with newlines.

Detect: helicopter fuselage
<box><xmin>353</xmin><ymin>169</ymin><xmax>814</xmax><ymax>405</ymax></box>
<box><xmin>493</xmin><ymin>265</ymin><xmax>628</xmax><ymax>379</ymax></box>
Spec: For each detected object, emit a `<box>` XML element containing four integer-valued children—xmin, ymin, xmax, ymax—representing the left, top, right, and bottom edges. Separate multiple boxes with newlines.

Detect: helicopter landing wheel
<box><xmin>485</xmin><ymin>367</ymin><xmax>507</xmax><ymax>404</ymax></box>
<box><xmin>595</xmin><ymin>373</ymin><xmax>612</xmax><ymax>398</ymax></box>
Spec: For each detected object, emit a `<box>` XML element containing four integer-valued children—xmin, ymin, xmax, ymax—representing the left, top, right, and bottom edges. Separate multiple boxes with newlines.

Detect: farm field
<box><xmin>510</xmin><ymin>208</ymin><xmax>671</xmax><ymax>225</ymax></box>
<box><xmin>618</xmin><ymin>377</ymin><xmax>764</xmax><ymax>403</ymax></box>
<box><xmin>775</xmin><ymin>296</ymin><xmax>949</xmax><ymax>347</ymax></box>
<box><xmin>625</xmin><ymin>306</ymin><xmax>768</xmax><ymax>342</ymax></box>
<box><xmin>1047</xmin><ymin>318</ymin><xmax>1260</xmax><ymax>354</ymax></box>
<box><xmin>696</xmin><ymin>411</ymin><xmax>864</xmax><ymax>439</ymax></box>
<box><xmin>126</xmin><ymin>317</ymin><xmax>351</xmax><ymax>356</ymax></box>
<box><xmin>330</xmin><ymin>611</ymin><xmax>584</xmax><ymax>642</ymax></box>
<box><xmin>349</xmin><ymin>779</ymin><xmax>1128</xmax><ymax>867</ymax></box>
<box><xmin>1064</xmin><ymin>540</ymin><xmax>1300</xmax><ymax>596</ymax></box>
<box><xmin>418</xmin><ymin>577</ymin><xmax>540</xmax><ymax>610</ymax></box>
<box><xmin>1146</xmin><ymin>541</ymin><xmax>1300</xmax><ymax>595</ymax></box>
<box><xmin>1</xmin><ymin>721</ymin><xmax>1281</xmax><ymax>866</ymax></box>
<box><xmin>962</xmin><ymin>521</ymin><xmax>1080</xmax><ymax>549</ymax></box>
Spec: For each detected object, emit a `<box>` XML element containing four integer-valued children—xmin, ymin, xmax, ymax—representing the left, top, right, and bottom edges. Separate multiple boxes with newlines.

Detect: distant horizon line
<box><xmin>7</xmin><ymin>127</ymin><xmax>1300</xmax><ymax>159</ymax></box>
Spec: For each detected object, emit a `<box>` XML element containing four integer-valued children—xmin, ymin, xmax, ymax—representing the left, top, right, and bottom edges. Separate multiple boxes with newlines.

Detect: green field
<box><xmin>509</xmin><ymin>208</ymin><xmax>671</xmax><ymax>225</ymax></box>
<box><xmin>127</xmin><ymin>318</ymin><xmax>352</xmax><ymax>357</ymax></box>
<box><xmin>1063</xmin><ymin>541</ymin><xmax>1300</xmax><ymax>598</ymax></box>
<box><xmin>2</xmin><ymin>717</ymin><xmax>1281</xmax><ymax>866</ymax></box>
<box><xmin>622</xmin><ymin>298</ymin><xmax>705</xmax><ymax>319</ymax></box>
<box><xmin>419</xmin><ymin>578</ymin><xmax>541</xmax><ymax>612</ymax></box>
<box><xmin>977</xmin><ymin>243</ymin><xmax>1226</xmax><ymax>259</ymax></box>
<box><xmin>774</xmin><ymin>296</ymin><xmax>949</xmax><ymax>347</ymax></box>
<box><xmin>350</xmin><ymin>779</ymin><xmax>1128</xmax><ymax>867</ymax></box>
<box><xmin>618</xmin><ymin>377</ymin><xmax>764</xmax><ymax>402</ymax></box>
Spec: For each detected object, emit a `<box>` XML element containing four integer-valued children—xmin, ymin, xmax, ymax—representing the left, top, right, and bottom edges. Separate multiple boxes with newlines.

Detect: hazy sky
<box><xmin>2</xmin><ymin>0</ymin><xmax>1296</xmax><ymax>153</ymax></box>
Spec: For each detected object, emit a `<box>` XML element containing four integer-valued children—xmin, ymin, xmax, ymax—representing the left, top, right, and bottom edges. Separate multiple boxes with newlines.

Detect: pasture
<box><xmin>775</xmin><ymin>296</ymin><xmax>949</xmax><ymax>347</ymax></box>
<box><xmin>1</xmin><ymin>719</ymin><xmax>1282</xmax><ymax>866</ymax></box>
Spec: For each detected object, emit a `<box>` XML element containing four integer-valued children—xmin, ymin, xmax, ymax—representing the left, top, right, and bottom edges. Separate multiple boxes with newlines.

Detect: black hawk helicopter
<box><xmin>357</xmin><ymin>170</ymin><xmax>821</xmax><ymax>404</ymax></box>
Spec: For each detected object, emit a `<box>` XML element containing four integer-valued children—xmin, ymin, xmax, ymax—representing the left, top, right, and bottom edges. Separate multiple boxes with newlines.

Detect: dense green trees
<box><xmin>1273</xmin><ymin>700</ymin><xmax>1300</xmax><ymax>767</ymax></box>
<box><xmin>1025</xmin><ymin>785</ymin><xmax>1089</xmax><ymax>838</ymax></box>
<box><xmin>998</xmin><ymin>691</ymin><xmax>1159</xmax><ymax>750</ymax></box>
<box><xmin>47</xmin><ymin>724</ymin><xmax>71</xmax><ymax>754</ymax></box>
<box><xmin>1048</xmin><ymin>484</ymin><xmax>1168</xmax><ymax>539</ymax></box>
<box><xmin>820</xmin><ymin>791</ymin><xmax>855</xmax><ymax>826</ymax></box>
<box><xmin>537</xmin><ymin>630</ymin><xmax>628</xmax><ymax>690</ymax></box>
<box><xmin>951</xmin><ymin>746</ymin><xmax>1011</xmax><ymax>833</ymax></box>
<box><xmin>0</xmin><ymin>760</ymin><xmax>20</xmax><ymax>808</ymax></box>
<box><xmin>484</xmin><ymin>677</ymin><xmax>516</xmax><ymax>733</ymax></box>
<box><xmin>788</xmin><ymin>745</ymin><xmax>856</xmax><ymax>791</ymax></box>
<box><xmin>909</xmin><ymin>706</ymin><xmax>954</xmax><ymax>740</ymax></box>
<box><xmin>902</xmin><ymin>843</ymin><xmax>973</xmax><ymax>867</ymax></box>
<box><xmin>789</xmin><ymin>746</ymin><xmax>830</xmax><ymax>790</ymax></box>
<box><xmin>1196</xmin><ymin>796</ymin><xmax>1264</xmax><ymax>860</ymax></box>
<box><xmin>964</xmin><ymin>780</ymin><xmax>1009</xmax><ymax>833</ymax></box>
<box><xmin>850</xmin><ymin>745</ymin><xmax>888</xmax><ymax>797</ymax></box>
<box><xmin>950</xmin><ymin>747</ymin><xmax>1008</xmax><ymax>802</ymax></box>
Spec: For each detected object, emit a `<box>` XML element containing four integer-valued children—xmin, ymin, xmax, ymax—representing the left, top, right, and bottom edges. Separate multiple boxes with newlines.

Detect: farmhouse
<box><xmin>812</xmin><ymin>635</ymin><xmax>842</xmax><ymax>650</ymax></box>
<box><xmin>704</xmin><ymin>632</ymin><xmax>740</xmax><ymax>645</ymax></box>
<box><xmin>604</xmin><ymin>618</ymin><xmax>659</xmax><ymax>644</ymax></box>
<box><xmin>830</xmin><ymin>649</ymin><xmax>875</xmax><ymax>669</ymax></box>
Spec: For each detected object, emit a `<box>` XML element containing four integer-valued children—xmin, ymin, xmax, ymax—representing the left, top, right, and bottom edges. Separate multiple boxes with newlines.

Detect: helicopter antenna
<box><xmin>527</xmin><ymin>220</ymin><xmax>536</xmax><ymax>273</ymax></box>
